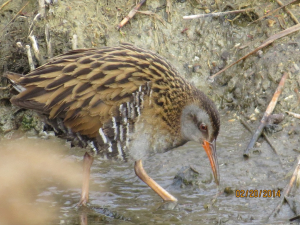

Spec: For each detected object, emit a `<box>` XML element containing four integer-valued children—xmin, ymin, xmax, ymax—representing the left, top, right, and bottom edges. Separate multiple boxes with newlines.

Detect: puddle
<box><xmin>0</xmin><ymin>113</ymin><xmax>298</xmax><ymax>224</ymax></box>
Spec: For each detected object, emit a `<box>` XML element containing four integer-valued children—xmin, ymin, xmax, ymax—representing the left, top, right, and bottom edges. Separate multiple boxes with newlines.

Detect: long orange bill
<box><xmin>202</xmin><ymin>140</ymin><xmax>219</xmax><ymax>185</ymax></box>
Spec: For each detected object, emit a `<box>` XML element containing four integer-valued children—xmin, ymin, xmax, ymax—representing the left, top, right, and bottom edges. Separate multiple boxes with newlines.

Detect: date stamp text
<box><xmin>235</xmin><ymin>189</ymin><xmax>281</xmax><ymax>198</ymax></box>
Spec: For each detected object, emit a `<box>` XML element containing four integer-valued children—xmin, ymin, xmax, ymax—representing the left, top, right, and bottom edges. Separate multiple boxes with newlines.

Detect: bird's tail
<box><xmin>4</xmin><ymin>72</ymin><xmax>26</xmax><ymax>93</ymax></box>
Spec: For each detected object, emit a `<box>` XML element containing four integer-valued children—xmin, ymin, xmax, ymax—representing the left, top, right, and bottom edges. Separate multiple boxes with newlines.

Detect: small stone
<box><xmin>186</xmin><ymin>30</ymin><xmax>195</xmax><ymax>40</ymax></box>
<box><xmin>16</xmin><ymin>42</ymin><xmax>23</xmax><ymax>48</ymax></box>
<box><xmin>158</xmin><ymin>201</ymin><xmax>178</xmax><ymax>210</ymax></box>
<box><xmin>172</xmin><ymin>166</ymin><xmax>200</xmax><ymax>187</ymax></box>
<box><xmin>252</xmin><ymin>149</ymin><xmax>261</xmax><ymax>154</ymax></box>
<box><xmin>265</xmin><ymin>124</ymin><xmax>283</xmax><ymax>133</ymax></box>
<box><xmin>267</xmin><ymin>19</ymin><xmax>276</xmax><ymax>27</ymax></box>
<box><xmin>255</xmin><ymin>142</ymin><xmax>261</xmax><ymax>147</ymax></box>
<box><xmin>249</xmin><ymin>113</ymin><xmax>257</xmax><ymax>121</ymax></box>
<box><xmin>288</xmin><ymin>128</ymin><xmax>295</xmax><ymax>135</ymax></box>
<box><xmin>224</xmin><ymin>187</ymin><xmax>233</xmax><ymax>195</ymax></box>
<box><xmin>257</xmin><ymin>50</ymin><xmax>263</xmax><ymax>58</ymax></box>
<box><xmin>267</xmin><ymin>113</ymin><xmax>285</xmax><ymax>125</ymax></box>
<box><xmin>221</xmin><ymin>51</ymin><xmax>230</xmax><ymax>61</ymax></box>
<box><xmin>293</xmin><ymin>63</ymin><xmax>299</xmax><ymax>71</ymax></box>
<box><xmin>193</xmin><ymin>56</ymin><xmax>199</xmax><ymax>61</ymax></box>
<box><xmin>193</xmin><ymin>64</ymin><xmax>201</xmax><ymax>73</ymax></box>
<box><xmin>228</xmin><ymin>77</ymin><xmax>238</xmax><ymax>92</ymax></box>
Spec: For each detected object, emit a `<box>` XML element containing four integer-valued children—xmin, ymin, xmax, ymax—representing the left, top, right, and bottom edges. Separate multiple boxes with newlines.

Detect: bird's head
<box><xmin>180</xmin><ymin>101</ymin><xmax>220</xmax><ymax>185</ymax></box>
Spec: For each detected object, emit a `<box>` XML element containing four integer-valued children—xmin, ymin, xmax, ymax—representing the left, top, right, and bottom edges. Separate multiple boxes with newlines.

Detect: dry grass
<box><xmin>0</xmin><ymin>137</ymin><xmax>82</xmax><ymax>225</ymax></box>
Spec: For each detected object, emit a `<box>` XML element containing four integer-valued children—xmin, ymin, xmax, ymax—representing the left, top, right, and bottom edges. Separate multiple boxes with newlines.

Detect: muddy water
<box><xmin>0</xmin><ymin>114</ymin><xmax>292</xmax><ymax>224</ymax></box>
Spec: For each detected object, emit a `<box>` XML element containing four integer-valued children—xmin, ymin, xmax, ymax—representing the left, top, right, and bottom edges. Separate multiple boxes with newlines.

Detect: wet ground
<box><xmin>0</xmin><ymin>0</ymin><xmax>300</xmax><ymax>224</ymax></box>
<box><xmin>1</xmin><ymin>114</ymin><xmax>299</xmax><ymax>224</ymax></box>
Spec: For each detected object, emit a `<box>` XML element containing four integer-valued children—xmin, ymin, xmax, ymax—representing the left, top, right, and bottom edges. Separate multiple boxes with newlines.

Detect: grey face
<box><xmin>180</xmin><ymin>103</ymin><xmax>220</xmax><ymax>185</ymax></box>
<box><xmin>180</xmin><ymin>104</ymin><xmax>213</xmax><ymax>144</ymax></box>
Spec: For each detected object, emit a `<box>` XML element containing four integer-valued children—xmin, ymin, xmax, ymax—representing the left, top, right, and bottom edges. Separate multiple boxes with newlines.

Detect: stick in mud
<box><xmin>38</xmin><ymin>0</ymin><xmax>45</xmax><ymax>17</ymax></box>
<box><xmin>286</xmin><ymin>111</ymin><xmax>300</xmax><ymax>119</ymax></box>
<box><xmin>28</xmin><ymin>32</ymin><xmax>42</xmax><ymax>65</ymax></box>
<box><xmin>72</xmin><ymin>34</ymin><xmax>78</xmax><ymax>50</ymax></box>
<box><xmin>240</xmin><ymin>118</ymin><xmax>284</xmax><ymax>167</ymax></box>
<box><xmin>183</xmin><ymin>8</ymin><xmax>254</xmax><ymax>20</ymax></box>
<box><xmin>0</xmin><ymin>0</ymin><xmax>12</xmax><ymax>11</ymax></box>
<box><xmin>45</xmin><ymin>24</ymin><xmax>52</xmax><ymax>58</ymax></box>
<box><xmin>117</xmin><ymin>0</ymin><xmax>146</xmax><ymax>30</ymax></box>
<box><xmin>248</xmin><ymin>0</ymin><xmax>298</xmax><ymax>26</ymax></box>
<box><xmin>269</xmin><ymin>158</ymin><xmax>300</xmax><ymax>219</ymax></box>
<box><xmin>0</xmin><ymin>1</ymin><xmax>29</xmax><ymax>36</ymax></box>
<box><xmin>209</xmin><ymin>23</ymin><xmax>300</xmax><ymax>81</ymax></box>
<box><xmin>25</xmin><ymin>45</ymin><xmax>35</xmax><ymax>71</ymax></box>
<box><xmin>243</xmin><ymin>72</ymin><xmax>289</xmax><ymax>157</ymax></box>
<box><xmin>276</xmin><ymin>0</ymin><xmax>299</xmax><ymax>24</ymax></box>
<box><xmin>240</xmin><ymin>118</ymin><xmax>278</xmax><ymax>155</ymax></box>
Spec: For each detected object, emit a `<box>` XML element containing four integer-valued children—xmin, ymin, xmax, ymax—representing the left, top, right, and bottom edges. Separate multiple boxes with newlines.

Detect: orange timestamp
<box><xmin>235</xmin><ymin>189</ymin><xmax>281</xmax><ymax>198</ymax></box>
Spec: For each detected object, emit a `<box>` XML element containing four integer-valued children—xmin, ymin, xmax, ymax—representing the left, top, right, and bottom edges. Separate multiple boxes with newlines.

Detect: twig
<box><xmin>261</xmin><ymin>132</ymin><xmax>278</xmax><ymax>155</ymax></box>
<box><xmin>286</xmin><ymin>111</ymin><xmax>300</xmax><ymax>119</ymax></box>
<box><xmin>209</xmin><ymin>23</ymin><xmax>300</xmax><ymax>81</ymax></box>
<box><xmin>240</xmin><ymin>118</ymin><xmax>283</xmax><ymax>165</ymax></box>
<box><xmin>72</xmin><ymin>34</ymin><xmax>78</xmax><ymax>50</ymax></box>
<box><xmin>240</xmin><ymin>118</ymin><xmax>254</xmax><ymax>133</ymax></box>
<box><xmin>183</xmin><ymin>8</ymin><xmax>254</xmax><ymax>20</ymax></box>
<box><xmin>277</xmin><ymin>15</ymin><xmax>287</xmax><ymax>29</ymax></box>
<box><xmin>239</xmin><ymin>118</ymin><xmax>277</xmax><ymax>153</ymax></box>
<box><xmin>117</xmin><ymin>0</ymin><xmax>146</xmax><ymax>30</ymax></box>
<box><xmin>166</xmin><ymin>0</ymin><xmax>171</xmax><ymax>22</ymax></box>
<box><xmin>248</xmin><ymin>0</ymin><xmax>298</xmax><ymax>26</ymax></box>
<box><xmin>294</xmin><ymin>87</ymin><xmax>300</xmax><ymax>106</ymax></box>
<box><xmin>269</xmin><ymin>158</ymin><xmax>300</xmax><ymax>218</ymax></box>
<box><xmin>137</xmin><ymin>11</ymin><xmax>165</xmax><ymax>26</ymax></box>
<box><xmin>0</xmin><ymin>1</ymin><xmax>29</xmax><ymax>35</ymax></box>
<box><xmin>28</xmin><ymin>32</ymin><xmax>43</xmax><ymax>65</ymax></box>
<box><xmin>45</xmin><ymin>24</ymin><xmax>52</xmax><ymax>58</ymax></box>
<box><xmin>16</xmin><ymin>42</ymin><xmax>23</xmax><ymax>49</ymax></box>
<box><xmin>28</xmin><ymin>13</ymin><xmax>41</xmax><ymax>34</ymax></box>
<box><xmin>0</xmin><ymin>0</ymin><xmax>12</xmax><ymax>11</ymax></box>
<box><xmin>243</xmin><ymin>72</ymin><xmax>289</xmax><ymax>157</ymax></box>
<box><xmin>26</xmin><ymin>45</ymin><xmax>35</xmax><ymax>71</ymax></box>
<box><xmin>38</xmin><ymin>0</ymin><xmax>45</xmax><ymax>17</ymax></box>
<box><xmin>276</xmin><ymin>0</ymin><xmax>299</xmax><ymax>24</ymax></box>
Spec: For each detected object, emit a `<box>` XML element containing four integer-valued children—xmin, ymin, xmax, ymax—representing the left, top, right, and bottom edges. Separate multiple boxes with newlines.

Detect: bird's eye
<box><xmin>199</xmin><ymin>123</ymin><xmax>207</xmax><ymax>132</ymax></box>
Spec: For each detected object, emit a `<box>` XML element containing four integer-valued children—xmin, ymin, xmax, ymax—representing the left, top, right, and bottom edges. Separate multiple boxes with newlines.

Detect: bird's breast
<box><xmin>126</xmin><ymin>108</ymin><xmax>185</xmax><ymax>160</ymax></box>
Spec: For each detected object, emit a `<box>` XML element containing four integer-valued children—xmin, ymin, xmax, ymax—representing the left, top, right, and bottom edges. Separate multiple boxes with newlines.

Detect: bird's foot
<box><xmin>77</xmin><ymin>196</ymin><xmax>88</xmax><ymax>207</ymax></box>
<box><xmin>158</xmin><ymin>201</ymin><xmax>178</xmax><ymax>210</ymax></box>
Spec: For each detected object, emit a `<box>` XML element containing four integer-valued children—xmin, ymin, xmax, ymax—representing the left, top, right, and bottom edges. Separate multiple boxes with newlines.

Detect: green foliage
<box><xmin>21</xmin><ymin>114</ymin><xmax>34</xmax><ymax>130</ymax></box>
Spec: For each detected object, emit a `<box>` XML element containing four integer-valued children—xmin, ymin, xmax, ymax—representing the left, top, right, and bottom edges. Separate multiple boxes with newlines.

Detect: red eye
<box><xmin>199</xmin><ymin>123</ymin><xmax>207</xmax><ymax>131</ymax></box>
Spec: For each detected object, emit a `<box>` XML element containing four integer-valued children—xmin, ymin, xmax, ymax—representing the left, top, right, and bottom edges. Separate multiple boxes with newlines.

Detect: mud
<box><xmin>0</xmin><ymin>0</ymin><xmax>300</xmax><ymax>224</ymax></box>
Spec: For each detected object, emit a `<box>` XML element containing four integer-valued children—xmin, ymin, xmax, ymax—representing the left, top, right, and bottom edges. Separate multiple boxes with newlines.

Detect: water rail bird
<box><xmin>6</xmin><ymin>43</ymin><xmax>220</xmax><ymax>205</ymax></box>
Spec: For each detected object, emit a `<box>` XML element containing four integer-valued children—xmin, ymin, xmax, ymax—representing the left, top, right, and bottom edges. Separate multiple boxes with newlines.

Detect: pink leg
<box><xmin>134</xmin><ymin>159</ymin><xmax>177</xmax><ymax>201</ymax></box>
<box><xmin>78</xmin><ymin>152</ymin><xmax>94</xmax><ymax>206</ymax></box>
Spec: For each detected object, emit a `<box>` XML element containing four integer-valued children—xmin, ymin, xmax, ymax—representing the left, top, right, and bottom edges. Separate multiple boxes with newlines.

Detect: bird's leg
<box><xmin>78</xmin><ymin>152</ymin><xmax>94</xmax><ymax>206</ymax></box>
<box><xmin>134</xmin><ymin>159</ymin><xmax>177</xmax><ymax>202</ymax></box>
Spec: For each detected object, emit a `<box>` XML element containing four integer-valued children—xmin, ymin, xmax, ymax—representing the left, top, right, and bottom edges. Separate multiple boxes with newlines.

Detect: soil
<box><xmin>0</xmin><ymin>0</ymin><xmax>300</xmax><ymax>224</ymax></box>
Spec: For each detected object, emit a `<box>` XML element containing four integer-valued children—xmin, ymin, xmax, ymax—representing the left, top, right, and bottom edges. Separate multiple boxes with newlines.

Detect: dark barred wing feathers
<box><xmin>8</xmin><ymin>43</ymin><xmax>183</xmax><ymax>160</ymax></box>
